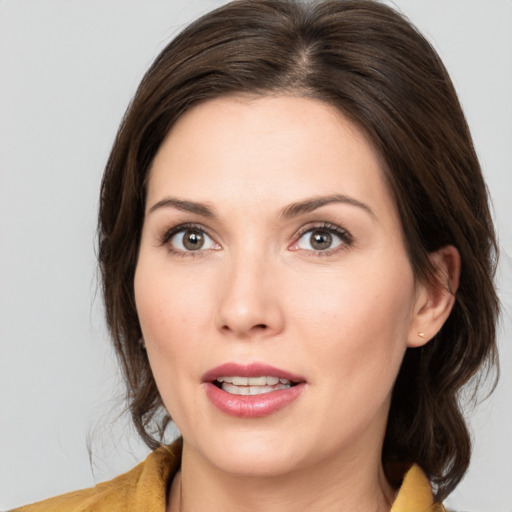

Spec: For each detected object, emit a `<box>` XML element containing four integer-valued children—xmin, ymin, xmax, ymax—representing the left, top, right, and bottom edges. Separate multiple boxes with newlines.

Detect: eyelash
<box><xmin>292</xmin><ymin>222</ymin><xmax>353</xmax><ymax>256</ymax></box>
<box><xmin>159</xmin><ymin>221</ymin><xmax>353</xmax><ymax>257</ymax></box>
<box><xmin>160</xmin><ymin>222</ymin><xmax>217</xmax><ymax>257</ymax></box>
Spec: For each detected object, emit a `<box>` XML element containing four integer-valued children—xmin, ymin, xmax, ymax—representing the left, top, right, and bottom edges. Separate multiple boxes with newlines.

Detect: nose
<box><xmin>214</xmin><ymin>252</ymin><xmax>285</xmax><ymax>338</ymax></box>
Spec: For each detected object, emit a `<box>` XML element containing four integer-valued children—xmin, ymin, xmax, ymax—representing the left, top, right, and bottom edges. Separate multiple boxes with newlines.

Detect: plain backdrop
<box><xmin>0</xmin><ymin>0</ymin><xmax>511</xmax><ymax>510</ymax></box>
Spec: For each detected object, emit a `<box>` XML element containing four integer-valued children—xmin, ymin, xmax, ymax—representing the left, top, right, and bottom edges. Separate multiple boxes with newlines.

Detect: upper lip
<box><xmin>202</xmin><ymin>362</ymin><xmax>305</xmax><ymax>383</ymax></box>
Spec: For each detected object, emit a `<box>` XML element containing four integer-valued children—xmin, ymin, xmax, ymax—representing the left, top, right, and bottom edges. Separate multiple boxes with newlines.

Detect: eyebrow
<box><xmin>148</xmin><ymin>197</ymin><xmax>216</xmax><ymax>217</ymax></box>
<box><xmin>280</xmin><ymin>194</ymin><xmax>376</xmax><ymax>220</ymax></box>
<box><xmin>148</xmin><ymin>193</ymin><xmax>375</xmax><ymax>220</ymax></box>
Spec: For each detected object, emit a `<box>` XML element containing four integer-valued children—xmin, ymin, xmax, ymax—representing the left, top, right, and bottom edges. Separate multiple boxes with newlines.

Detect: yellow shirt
<box><xmin>11</xmin><ymin>441</ymin><xmax>445</xmax><ymax>512</ymax></box>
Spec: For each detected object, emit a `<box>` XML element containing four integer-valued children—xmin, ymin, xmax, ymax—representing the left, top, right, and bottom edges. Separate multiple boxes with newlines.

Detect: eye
<box><xmin>164</xmin><ymin>225</ymin><xmax>219</xmax><ymax>253</ymax></box>
<box><xmin>291</xmin><ymin>224</ymin><xmax>352</xmax><ymax>253</ymax></box>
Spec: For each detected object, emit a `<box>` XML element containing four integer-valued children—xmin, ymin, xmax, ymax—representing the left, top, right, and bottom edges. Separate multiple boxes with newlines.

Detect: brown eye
<box><xmin>167</xmin><ymin>226</ymin><xmax>218</xmax><ymax>253</ymax></box>
<box><xmin>309</xmin><ymin>230</ymin><xmax>332</xmax><ymax>250</ymax></box>
<box><xmin>293</xmin><ymin>224</ymin><xmax>351</xmax><ymax>253</ymax></box>
<box><xmin>182</xmin><ymin>230</ymin><xmax>204</xmax><ymax>250</ymax></box>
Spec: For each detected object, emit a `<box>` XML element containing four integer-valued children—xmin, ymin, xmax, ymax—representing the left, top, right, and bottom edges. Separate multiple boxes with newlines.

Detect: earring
<box><xmin>417</xmin><ymin>332</ymin><xmax>426</xmax><ymax>339</ymax></box>
<box><xmin>139</xmin><ymin>337</ymin><xmax>146</xmax><ymax>349</ymax></box>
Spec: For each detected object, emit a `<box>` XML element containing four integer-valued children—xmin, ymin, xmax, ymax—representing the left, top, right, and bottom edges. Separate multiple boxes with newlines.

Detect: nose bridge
<box><xmin>215</xmin><ymin>242</ymin><xmax>283</xmax><ymax>337</ymax></box>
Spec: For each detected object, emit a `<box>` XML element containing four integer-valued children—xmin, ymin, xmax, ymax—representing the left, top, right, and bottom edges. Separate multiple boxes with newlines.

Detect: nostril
<box><xmin>221</xmin><ymin>323</ymin><xmax>268</xmax><ymax>332</ymax></box>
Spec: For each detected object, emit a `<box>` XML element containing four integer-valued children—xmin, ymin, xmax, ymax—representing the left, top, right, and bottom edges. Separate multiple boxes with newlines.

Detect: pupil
<box><xmin>310</xmin><ymin>230</ymin><xmax>332</xmax><ymax>250</ymax></box>
<box><xmin>183</xmin><ymin>230</ymin><xmax>204</xmax><ymax>250</ymax></box>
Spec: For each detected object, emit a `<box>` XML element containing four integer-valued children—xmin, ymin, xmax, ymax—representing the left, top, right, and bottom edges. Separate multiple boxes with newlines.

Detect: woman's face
<box><xmin>135</xmin><ymin>95</ymin><xmax>428</xmax><ymax>477</ymax></box>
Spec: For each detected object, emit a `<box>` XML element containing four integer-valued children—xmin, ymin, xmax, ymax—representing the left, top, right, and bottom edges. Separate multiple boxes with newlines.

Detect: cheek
<box><xmin>290</xmin><ymin>260</ymin><xmax>415</xmax><ymax>377</ymax></box>
<box><xmin>134</xmin><ymin>256</ymin><xmax>225</xmax><ymax>413</ymax></box>
<box><xmin>135</xmin><ymin>257</ymin><xmax>213</xmax><ymax>343</ymax></box>
<box><xmin>134</xmin><ymin>260</ymin><xmax>210</xmax><ymax>415</ymax></box>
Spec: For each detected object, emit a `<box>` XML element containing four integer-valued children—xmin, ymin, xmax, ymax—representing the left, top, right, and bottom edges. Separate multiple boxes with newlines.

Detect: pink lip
<box><xmin>202</xmin><ymin>362</ymin><xmax>306</xmax><ymax>419</ymax></box>
<box><xmin>202</xmin><ymin>362</ymin><xmax>304</xmax><ymax>383</ymax></box>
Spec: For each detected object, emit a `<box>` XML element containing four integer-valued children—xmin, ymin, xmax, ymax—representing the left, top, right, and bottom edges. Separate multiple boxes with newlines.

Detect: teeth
<box><xmin>217</xmin><ymin>376</ymin><xmax>290</xmax><ymax>386</ymax></box>
<box><xmin>221</xmin><ymin>382</ymin><xmax>292</xmax><ymax>396</ymax></box>
<box><xmin>214</xmin><ymin>376</ymin><xmax>295</xmax><ymax>395</ymax></box>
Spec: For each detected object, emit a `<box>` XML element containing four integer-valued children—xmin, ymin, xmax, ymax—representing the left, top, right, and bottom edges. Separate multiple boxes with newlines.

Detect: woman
<box><xmin>12</xmin><ymin>0</ymin><xmax>499</xmax><ymax>510</ymax></box>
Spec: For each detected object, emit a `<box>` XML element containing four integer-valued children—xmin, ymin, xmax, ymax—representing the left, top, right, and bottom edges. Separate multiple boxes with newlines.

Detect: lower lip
<box><xmin>204</xmin><ymin>382</ymin><xmax>305</xmax><ymax>418</ymax></box>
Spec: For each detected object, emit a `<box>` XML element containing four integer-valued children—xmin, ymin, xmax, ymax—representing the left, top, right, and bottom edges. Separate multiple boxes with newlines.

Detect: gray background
<box><xmin>0</xmin><ymin>0</ymin><xmax>511</xmax><ymax>510</ymax></box>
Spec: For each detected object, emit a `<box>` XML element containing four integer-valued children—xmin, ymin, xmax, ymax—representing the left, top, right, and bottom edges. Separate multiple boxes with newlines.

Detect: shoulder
<box><xmin>10</xmin><ymin>441</ymin><xmax>181</xmax><ymax>512</ymax></box>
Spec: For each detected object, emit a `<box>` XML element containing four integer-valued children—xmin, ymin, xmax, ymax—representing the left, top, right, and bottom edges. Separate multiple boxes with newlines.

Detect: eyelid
<box><xmin>159</xmin><ymin>221</ymin><xmax>352</xmax><ymax>255</ymax></box>
<box><xmin>160</xmin><ymin>222</ymin><xmax>220</xmax><ymax>254</ymax></box>
<box><xmin>289</xmin><ymin>222</ymin><xmax>353</xmax><ymax>253</ymax></box>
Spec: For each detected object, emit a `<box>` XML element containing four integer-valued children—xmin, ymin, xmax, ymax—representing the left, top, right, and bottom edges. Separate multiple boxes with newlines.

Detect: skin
<box><xmin>134</xmin><ymin>95</ymin><xmax>459</xmax><ymax>512</ymax></box>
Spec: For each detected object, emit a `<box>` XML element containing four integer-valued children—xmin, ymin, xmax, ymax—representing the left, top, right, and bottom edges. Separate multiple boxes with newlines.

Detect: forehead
<box><xmin>147</xmin><ymin>95</ymin><xmax>395</xmax><ymax>221</ymax></box>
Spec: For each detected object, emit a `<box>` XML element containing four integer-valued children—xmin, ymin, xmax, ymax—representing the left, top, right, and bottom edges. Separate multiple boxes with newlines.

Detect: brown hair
<box><xmin>98</xmin><ymin>0</ymin><xmax>499</xmax><ymax>500</ymax></box>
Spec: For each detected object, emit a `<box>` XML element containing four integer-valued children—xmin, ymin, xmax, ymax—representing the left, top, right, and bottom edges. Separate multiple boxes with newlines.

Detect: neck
<box><xmin>168</xmin><ymin>441</ymin><xmax>397</xmax><ymax>512</ymax></box>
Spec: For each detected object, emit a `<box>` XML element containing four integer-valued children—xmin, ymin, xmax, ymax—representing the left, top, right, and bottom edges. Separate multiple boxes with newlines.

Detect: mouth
<box><xmin>213</xmin><ymin>376</ymin><xmax>297</xmax><ymax>396</ymax></box>
<box><xmin>203</xmin><ymin>363</ymin><xmax>305</xmax><ymax>418</ymax></box>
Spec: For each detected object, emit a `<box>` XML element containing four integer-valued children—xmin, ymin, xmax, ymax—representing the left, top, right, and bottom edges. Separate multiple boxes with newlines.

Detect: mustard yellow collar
<box><xmin>391</xmin><ymin>464</ymin><xmax>445</xmax><ymax>512</ymax></box>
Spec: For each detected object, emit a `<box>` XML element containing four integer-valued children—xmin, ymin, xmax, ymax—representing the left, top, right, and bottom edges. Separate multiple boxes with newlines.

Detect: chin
<box><xmin>212</xmin><ymin>448</ymin><xmax>304</xmax><ymax>478</ymax></box>
<box><xmin>186</xmin><ymin>426</ymin><xmax>310</xmax><ymax>478</ymax></box>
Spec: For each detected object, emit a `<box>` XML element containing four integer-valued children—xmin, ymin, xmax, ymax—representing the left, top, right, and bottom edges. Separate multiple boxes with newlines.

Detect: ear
<box><xmin>407</xmin><ymin>245</ymin><xmax>460</xmax><ymax>348</ymax></box>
